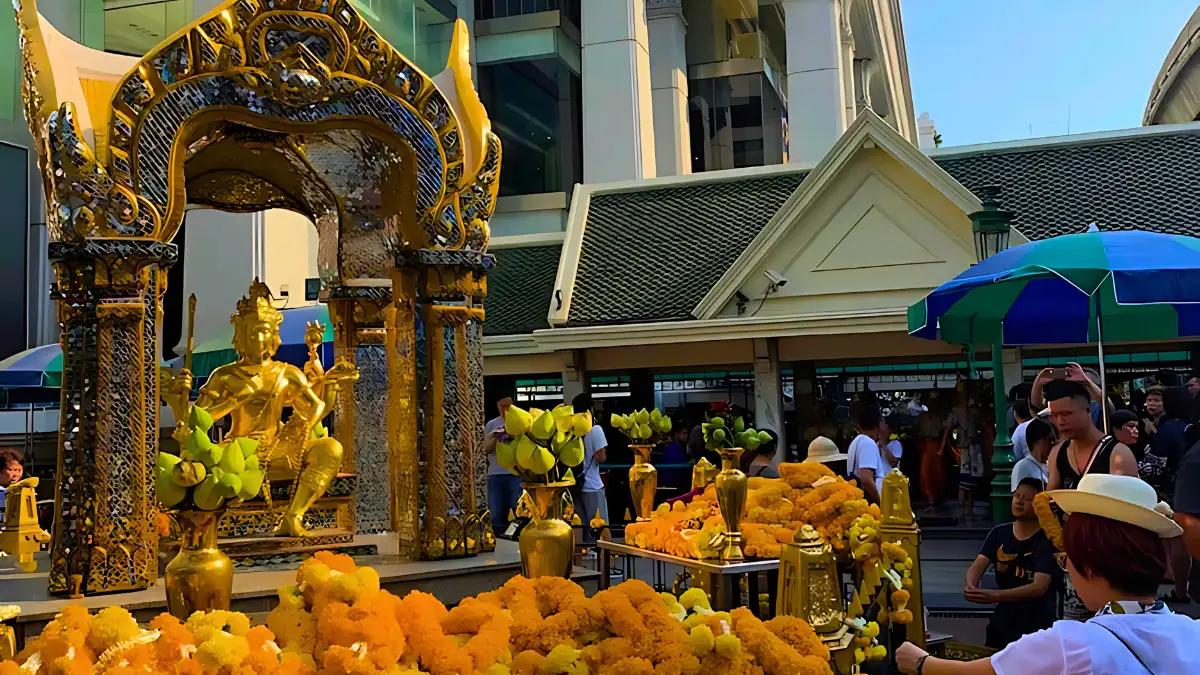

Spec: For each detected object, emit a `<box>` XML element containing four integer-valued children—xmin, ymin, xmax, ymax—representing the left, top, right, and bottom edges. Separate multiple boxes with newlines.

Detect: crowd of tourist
<box><xmin>890</xmin><ymin>364</ymin><xmax>1200</xmax><ymax>673</ymax></box>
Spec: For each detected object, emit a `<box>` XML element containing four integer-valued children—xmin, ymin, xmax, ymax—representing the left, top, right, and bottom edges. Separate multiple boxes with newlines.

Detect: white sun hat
<box><xmin>1048</xmin><ymin>474</ymin><xmax>1182</xmax><ymax>538</ymax></box>
<box><xmin>804</xmin><ymin>436</ymin><xmax>848</xmax><ymax>464</ymax></box>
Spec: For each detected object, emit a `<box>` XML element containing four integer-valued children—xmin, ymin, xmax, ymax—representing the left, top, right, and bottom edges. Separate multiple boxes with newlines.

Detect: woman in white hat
<box><xmin>804</xmin><ymin>435</ymin><xmax>847</xmax><ymax>476</ymax></box>
<box><xmin>896</xmin><ymin>474</ymin><xmax>1200</xmax><ymax>674</ymax></box>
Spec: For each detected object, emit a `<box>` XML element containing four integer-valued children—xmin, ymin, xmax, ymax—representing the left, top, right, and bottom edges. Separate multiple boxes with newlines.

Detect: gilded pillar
<box><xmin>327</xmin><ymin>286</ymin><xmax>398</xmax><ymax>535</ymax></box>
<box><xmin>397</xmin><ymin>250</ymin><xmax>492</xmax><ymax>559</ymax></box>
<box><xmin>48</xmin><ymin>240</ymin><xmax>176</xmax><ymax>596</ymax></box>
<box><xmin>881</xmin><ymin>470</ymin><xmax>925</xmax><ymax>648</ymax></box>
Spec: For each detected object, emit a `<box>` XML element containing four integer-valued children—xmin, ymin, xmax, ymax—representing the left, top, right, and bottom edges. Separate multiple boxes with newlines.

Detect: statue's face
<box><xmin>236</xmin><ymin>317</ymin><xmax>281</xmax><ymax>363</ymax></box>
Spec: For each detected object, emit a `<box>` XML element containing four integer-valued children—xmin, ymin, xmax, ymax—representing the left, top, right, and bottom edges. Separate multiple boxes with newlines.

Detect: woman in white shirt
<box><xmin>1010</xmin><ymin>417</ymin><xmax>1053</xmax><ymax>492</ymax></box>
<box><xmin>897</xmin><ymin>474</ymin><xmax>1200</xmax><ymax>674</ymax></box>
<box><xmin>846</xmin><ymin>405</ymin><xmax>884</xmax><ymax>504</ymax></box>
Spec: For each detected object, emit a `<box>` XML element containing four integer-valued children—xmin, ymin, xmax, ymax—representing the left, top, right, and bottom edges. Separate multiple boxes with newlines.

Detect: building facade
<box><xmin>1145</xmin><ymin>5</ymin><xmax>1200</xmax><ymax>126</ymax></box>
<box><xmin>484</xmin><ymin>116</ymin><xmax>1200</xmax><ymax>441</ymax></box>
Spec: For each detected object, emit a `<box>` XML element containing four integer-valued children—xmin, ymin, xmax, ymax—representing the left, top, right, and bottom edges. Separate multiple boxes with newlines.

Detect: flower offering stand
<box><xmin>597</xmin><ymin>540</ymin><xmax>782</xmax><ymax>613</ymax></box>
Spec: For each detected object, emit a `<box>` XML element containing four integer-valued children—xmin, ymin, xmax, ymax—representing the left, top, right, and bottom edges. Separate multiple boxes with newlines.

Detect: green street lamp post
<box><xmin>971</xmin><ymin>187</ymin><xmax>1016</xmax><ymax>525</ymax></box>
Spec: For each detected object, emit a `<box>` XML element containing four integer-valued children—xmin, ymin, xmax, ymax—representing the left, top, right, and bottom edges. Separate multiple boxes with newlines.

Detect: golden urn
<box><xmin>164</xmin><ymin>510</ymin><xmax>234</xmax><ymax>619</ymax></box>
<box><xmin>518</xmin><ymin>482</ymin><xmax>574</xmax><ymax>579</ymax></box>
<box><xmin>714</xmin><ymin>447</ymin><xmax>748</xmax><ymax>562</ymax></box>
<box><xmin>628</xmin><ymin>445</ymin><xmax>658</xmax><ymax>521</ymax></box>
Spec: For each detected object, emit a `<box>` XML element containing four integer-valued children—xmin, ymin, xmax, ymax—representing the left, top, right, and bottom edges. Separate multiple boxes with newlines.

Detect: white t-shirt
<box><xmin>1012</xmin><ymin>419</ymin><xmax>1032</xmax><ymax>461</ymax></box>
<box><xmin>992</xmin><ymin>612</ymin><xmax>1200</xmax><ymax>674</ymax></box>
<box><xmin>581</xmin><ymin>425</ymin><xmax>607</xmax><ymax>491</ymax></box>
<box><xmin>484</xmin><ymin>417</ymin><xmax>509</xmax><ymax>476</ymax></box>
<box><xmin>884</xmin><ymin>439</ymin><xmax>903</xmax><ymax>465</ymax></box>
<box><xmin>847</xmin><ymin>434</ymin><xmax>884</xmax><ymax>494</ymax></box>
<box><xmin>1011</xmin><ymin>455</ymin><xmax>1049</xmax><ymax>491</ymax></box>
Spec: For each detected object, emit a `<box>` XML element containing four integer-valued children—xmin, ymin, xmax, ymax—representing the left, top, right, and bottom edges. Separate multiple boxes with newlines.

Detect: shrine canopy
<box><xmin>908</xmin><ymin>230</ymin><xmax>1200</xmax><ymax>346</ymax></box>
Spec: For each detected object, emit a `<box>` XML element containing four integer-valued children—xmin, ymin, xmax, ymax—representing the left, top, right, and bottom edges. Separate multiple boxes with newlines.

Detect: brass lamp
<box><xmin>777</xmin><ymin>525</ymin><xmax>845</xmax><ymax>633</ymax></box>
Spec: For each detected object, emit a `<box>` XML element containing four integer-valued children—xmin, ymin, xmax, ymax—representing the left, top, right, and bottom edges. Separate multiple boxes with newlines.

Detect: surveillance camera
<box><xmin>764</xmin><ymin>269</ymin><xmax>788</xmax><ymax>288</ymax></box>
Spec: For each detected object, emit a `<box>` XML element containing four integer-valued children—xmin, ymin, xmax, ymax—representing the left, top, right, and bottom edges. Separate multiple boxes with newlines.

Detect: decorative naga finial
<box><xmin>433</xmin><ymin>19</ymin><xmax>491</xmax><ymax>179</ymax></box>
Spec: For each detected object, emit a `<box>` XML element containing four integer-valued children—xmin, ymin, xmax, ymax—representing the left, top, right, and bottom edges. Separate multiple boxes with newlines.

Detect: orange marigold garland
<box><xmin>626</xmin><ymin>470</ymin><xmax>869</xmax><ymax>559</ymax></box>
<box><xmin>1033</xmin><ymin>491</ymin><xmax>1065</xmax><ymax>551</ymax></box>
<box><xmin>4</xmin><ymin>562</ymin><xmax>831</xmax><ymax>675</ymax></box>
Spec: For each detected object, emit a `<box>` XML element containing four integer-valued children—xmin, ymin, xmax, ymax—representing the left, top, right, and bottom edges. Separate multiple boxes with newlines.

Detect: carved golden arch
<box><xmin>18</xmin><ymin>0</ymin><xmax>501</xmax><ymax>595</ymax></box>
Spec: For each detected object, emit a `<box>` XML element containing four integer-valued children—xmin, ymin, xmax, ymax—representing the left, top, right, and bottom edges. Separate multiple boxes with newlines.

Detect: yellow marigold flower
<box><xmin>86</xmin><ymin>606</ymin><xmax>140</xmax><ymax>654</ymax></box>
<box><xmin>278</xmin><ymin>584</ymin><xmax>306</xmax><ymax>611</ymax></box>
<box><xmin>195</xmin><ymin>631</ymin><xmax>250</xmax><ymax>672</ymax></box>
<box><xmin>266</xmin><ymin>605</ymin><xmax>317</xmax><ymax>656</ymax></box>
<box><xmin>713</xmin><ymin>633</ymin><xmax>741</xmax><ymax>660</ymax></box>
<box><xmin>678</xmin><ymin>588</ymin><xmax>710</xmax><ymax>611</ymax></box>
<box><xmin>688</xmin><ymin>624</ymin><xmax>714</xmax><ymax>656</ymax></box>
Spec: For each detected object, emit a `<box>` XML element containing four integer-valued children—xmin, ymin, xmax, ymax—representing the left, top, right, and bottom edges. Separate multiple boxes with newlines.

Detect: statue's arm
<box><xmin>194</xmin><ymin>377</ymin><xmax>240</xmax><ymax>420</ymax></box>
<box><xmin>286</xmin><ymin>368</ymin><xmax>328</xmax><ymax>426</ymax></box>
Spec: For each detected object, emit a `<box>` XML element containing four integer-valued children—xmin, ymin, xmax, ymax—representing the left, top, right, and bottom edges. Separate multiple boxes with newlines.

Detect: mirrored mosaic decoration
<box><xmin>18</xmin><ymin>0</ymin><xmax>500</xmax><ymax>594</ymax></box>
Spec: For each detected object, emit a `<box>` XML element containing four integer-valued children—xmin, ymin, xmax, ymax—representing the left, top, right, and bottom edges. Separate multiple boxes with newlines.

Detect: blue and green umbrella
<box><xmin>908</xmin><ymin>230</ymin><xmax>1200</xmax><ymax>346</ymax></box>
<box><xmin>0</xmin><ymin>344</ymin><xmax>65</xmax><ymax>389</ymax></box>
<box><xmin>0</xmin><ymin>305</ymin><xmax>338</xmax><ymax>390</ymax></box>
<box><xmin>166</xmin><ymin>304</ymin><xmax>335</xmax><ymax>378</ymax></box>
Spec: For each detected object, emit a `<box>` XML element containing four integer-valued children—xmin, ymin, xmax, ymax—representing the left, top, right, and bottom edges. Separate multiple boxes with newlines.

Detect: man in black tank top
<box><xmin>1046</xmin><ymin>380</ymin><xmax>1138</xmax><ymax>491</ymax></box>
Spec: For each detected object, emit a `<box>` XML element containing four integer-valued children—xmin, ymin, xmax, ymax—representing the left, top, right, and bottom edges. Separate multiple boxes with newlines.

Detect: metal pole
<box><xmin>1095</xmin><ymin>292</ymin><xmax>1108</xmax><ymax>431</ymax></box>
<box><xmin>989</xmin><ymin>337</ymin><xmax>1016</xmax><ymax>525</ymax></box>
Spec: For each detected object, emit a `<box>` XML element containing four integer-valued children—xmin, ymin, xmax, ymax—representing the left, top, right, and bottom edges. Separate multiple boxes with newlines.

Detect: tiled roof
<box><xmin>489</xmin><ymin>127</ymin><xmax>1200</xmax><ymax>334</ymax></box>
<box><xmin>566</xmin><ymin>174</ymin><xmax>806</xmax><ymax>326</ymax></box>
<box><xmin>935</xmin><ymin>130</ymin><xmax>1200</xmax><ymax>241</ymax></box>
<box><xmin>484</xmin><ymin>244</ymin><xmax>561</xmax><ymax>336</ymax></box>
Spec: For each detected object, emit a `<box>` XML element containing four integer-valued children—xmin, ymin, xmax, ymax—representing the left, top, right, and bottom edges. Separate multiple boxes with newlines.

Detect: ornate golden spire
<box><xmin>234</xmin><ymin>278</ymin><xmax>283</xmax><ymax>325</ymax></box>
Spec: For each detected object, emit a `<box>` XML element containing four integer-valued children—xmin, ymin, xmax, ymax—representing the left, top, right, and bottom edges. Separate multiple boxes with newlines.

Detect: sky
<box><xmin>902</xmin><ymin>0</ymin><xmax>1199</xmax><ymax>148</ymax></box>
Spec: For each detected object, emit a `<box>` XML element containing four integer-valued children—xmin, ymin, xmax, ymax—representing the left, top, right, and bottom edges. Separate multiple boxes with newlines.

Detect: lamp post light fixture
<box><xmin>970</xmin><ymin>186</ymin><xmax>1018</xmax><ymax>525</ymax></box>
<box><xmin>971</xmin><ymin>185</ymin><xmax>1013</xmax><ymax>264</ymax></box>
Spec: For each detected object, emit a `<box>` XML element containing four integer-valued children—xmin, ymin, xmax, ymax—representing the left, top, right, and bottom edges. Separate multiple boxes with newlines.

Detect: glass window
<box><xmin>478</xmin><ymin>58</ymin><xmax>581</xmax><ymax>196</ymax></box>
<box><xmin>104</xmin><ymin>0</ymin><xmax>189</xmax><ymax>57</ymax></box>
<box><xmin>354</xmin><ymin>0</ymin><xmax>457</xmax><ymax>74</ymax></box>
<box><xmin>475</xmin><ymin>0</ymin><xmax>579</xmax><ymax>25</ymax></box>
<box><xmin>689</xmin><ymin>73</ymin><xmax>786</xmax><ymax>173</ymax></box>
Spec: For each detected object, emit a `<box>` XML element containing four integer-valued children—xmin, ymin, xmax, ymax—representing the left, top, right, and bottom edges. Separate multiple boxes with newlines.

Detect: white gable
<box><xmin>712</xmin><ymin>146</ymin><xmax>976</xmax><ymax>319</ymax></box>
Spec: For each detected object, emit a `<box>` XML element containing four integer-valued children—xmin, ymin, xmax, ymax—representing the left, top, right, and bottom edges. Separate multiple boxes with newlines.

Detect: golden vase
<box><xmin>164</xmin><ymin>510</ymin><xmax>234</xmax><ymax>619</ymax></box>
<box><xmin>519</xmin><ymin>482</ymin><xmax>574</xmax><ymax>579</ymax></box>
<box><xmin>628</xmin><ymin>445</ymin><xmax>658</xmax><ymax>521</ymax></box>
<box><xmin>715</xmin><ymin>447</ymin><xmax>748</xmax><ymax>561</ymax></box>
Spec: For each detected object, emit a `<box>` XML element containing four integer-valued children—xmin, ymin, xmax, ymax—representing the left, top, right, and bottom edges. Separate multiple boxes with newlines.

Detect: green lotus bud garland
<box><xmin>155</xmin><ymin>405</ymin><xmax>266</xmax><ymax>511</ymax></box>
<box><xmin>702</xmin><ymin>413</ymin><xmax>772</xmax><ymax>452</ymax></box>
<box><xmin>610</xmin><ymin>408</ymin><xmax>673</xmax><ymax>445</ymax></box>
<box><xmin>497</xmin><ymin>403</ymin><xmax>593</xmax><ymax>484</ymax></box>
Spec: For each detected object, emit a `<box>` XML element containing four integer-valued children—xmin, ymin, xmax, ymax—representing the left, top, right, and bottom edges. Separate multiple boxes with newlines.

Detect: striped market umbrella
<box><xmin>909</xmin><ymin>229</ymin><xmax>1200</xmax><ymax>429</ymax></box>
<box><xmin>908</xmin><ymin>230</ymin><xmax>1200</xmax><ymax>346</ymax></box>
<box><xmin>0</xmin><ymin>344</ymin><xmax>64</xmax><ymax>389</ymax></box>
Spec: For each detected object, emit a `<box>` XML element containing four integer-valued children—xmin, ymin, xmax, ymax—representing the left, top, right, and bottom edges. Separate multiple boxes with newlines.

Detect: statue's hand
<box><xmin>324</xmin><ymin>357</ymin><xmax>360</xmax><ymax>384</ymax></box>
<box><xmin>304</xmin><ymin>358</ymin><xmax>325</xmax><ymax>385</ymax></box>
<box><xmin>170</xmin><ymin>369</ymin><xmax>194</xmax><ymax>397</ymax></box>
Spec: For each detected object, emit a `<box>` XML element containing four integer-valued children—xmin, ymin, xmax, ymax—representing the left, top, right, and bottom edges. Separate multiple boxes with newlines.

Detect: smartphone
<box><xmin>1048</xmin><ymin>367</ymin><xmax>1070</xmax><ymax>380</ymax></box>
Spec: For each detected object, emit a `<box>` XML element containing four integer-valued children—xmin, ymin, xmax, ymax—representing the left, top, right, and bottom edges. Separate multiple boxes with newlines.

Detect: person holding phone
<box><xmin>1031</xmin><ymin>363</ymin><xmax>1105</xmax><ymax>430</ymax></box>
<box><xmin>483</xmin><ymin>397</ymin><xmax>521</xmax><ymax>531</ymax></box>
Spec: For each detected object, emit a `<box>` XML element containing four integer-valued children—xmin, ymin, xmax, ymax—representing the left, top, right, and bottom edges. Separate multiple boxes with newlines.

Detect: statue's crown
<box><xmin>235</xmin><ymin>279</ymin><xmax>283</xmax><ymax>324</ymax></box>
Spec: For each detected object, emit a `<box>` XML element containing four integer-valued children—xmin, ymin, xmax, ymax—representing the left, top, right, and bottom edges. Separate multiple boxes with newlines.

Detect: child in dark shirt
<box><xmin>964</xmin><ymin>477</ymin><xmax>1058</xmax><ymax>649</ymax></box>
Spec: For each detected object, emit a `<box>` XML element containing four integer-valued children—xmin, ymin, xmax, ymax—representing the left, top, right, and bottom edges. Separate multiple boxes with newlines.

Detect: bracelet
<box><xmin>916</xmin><ymin>654</ymin><xmax>929</xmax><ymax>675</ymax></box>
